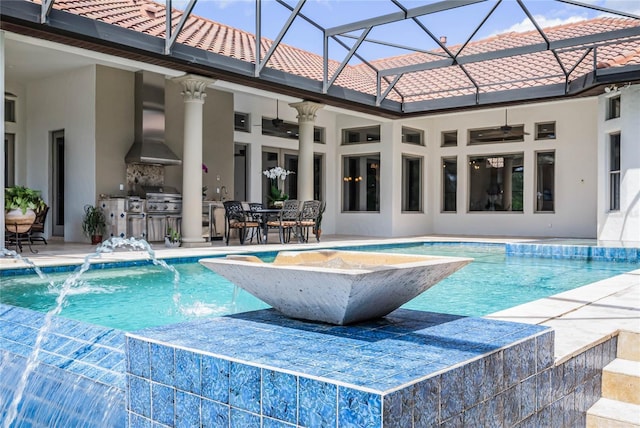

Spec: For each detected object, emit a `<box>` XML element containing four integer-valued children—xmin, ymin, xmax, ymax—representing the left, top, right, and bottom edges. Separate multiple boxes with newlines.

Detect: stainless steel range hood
<box><xmin>125</xmin><ymin>71</ymin><xmax>182</xmax><ymax>166</ymax></box>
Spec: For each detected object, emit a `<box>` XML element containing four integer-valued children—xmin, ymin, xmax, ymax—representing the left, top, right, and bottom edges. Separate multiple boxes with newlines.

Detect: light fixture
<box><xmin>604</xmin><ymin>84</ymin><xmax>619</xmax><ymax>93</ymax></box>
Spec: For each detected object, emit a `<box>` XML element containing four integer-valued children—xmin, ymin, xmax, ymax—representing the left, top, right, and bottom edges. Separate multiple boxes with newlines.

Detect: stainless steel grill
<box><xmin>141</xmin><ymin>185</ymin><xmax>182</xmax><ymax>241</ymax></box>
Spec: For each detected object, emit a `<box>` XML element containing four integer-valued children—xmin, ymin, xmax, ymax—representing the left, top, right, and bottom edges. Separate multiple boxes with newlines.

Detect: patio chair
<box><xmin>297</xmin><ymin>200</ymin><xmax>321</xmax><ymax>243</ymax></box>
<box><xmin>223</xmin><ymin>201</ymin><xmax>261</xmax><ymax>245</ymax></box>
<box><xmin>265</xmin><ymin>199</ymin><xmax>300</xmax><ymax>244</ymax></box>
<box><xmin>247</xmin><ymin>202</ymin><xmax>265</xmax><ymax>243</ymax></box>
<box><xmin>28</xmin><ymin>205</ymin><xmax>49</xmax><ymax>246</ymax></box>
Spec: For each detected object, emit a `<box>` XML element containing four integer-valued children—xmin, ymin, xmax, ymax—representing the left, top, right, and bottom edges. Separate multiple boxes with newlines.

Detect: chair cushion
<box><xmin>229</xmin><ymin>222</ymin><xmax>260</xmax><ymax>228</ymax></box>
<box><xmin>266</xmin><ymin>221</ymin><xmax>297</xmax><ymax>227</ymax></box>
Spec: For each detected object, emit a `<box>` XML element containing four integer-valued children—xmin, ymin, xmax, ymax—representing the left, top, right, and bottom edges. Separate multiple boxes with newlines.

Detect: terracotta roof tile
<box><xmin>35</xmin><ymin>0</ymin><xmax>640</xmax><ymax>103</ymax></box>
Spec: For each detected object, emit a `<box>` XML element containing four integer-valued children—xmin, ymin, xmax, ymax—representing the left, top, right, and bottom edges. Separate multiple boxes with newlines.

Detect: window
<box><xmin>402</xmin><ymin>155</ymin><xmax>422</xmax><ymax>212</ymax></box>
<box><xmin>262</xmin><ymin>118</ymin><xmax>325</xmax><ymax>143</ymax></box>
<box><xmin>234</xmin><ymin>112</ymin><xmax>250</xmax><ymax>132</ymax></box>
<box><xmin>468</xmin><ymin>154</ymin><xmax>524</xmax><ymax>212</ymax></box>
<box><xmin>469</xmin><ymin>127</ymin><xmax>525</xmax><ymax>144</ymax></box>
<box><xmin>4</xmin><ymin>133</ymin><xmax>15</xmax><ymax>187</ymax></box>
<box><xmin>4</xmin><ymin>97</ymin><xmax>16</xmax><ymax>123</ymax></box>
<box><xmin>402</xmin><ymin>127</ymin><xmax>424</xmax><ymax>146</ymax></box>
<box><xmin>607</xmin><ymin>96</ymin><xmax>621</xmax><ymax>120</ymax></box>
<box><xmin>441</xmin><ymin>130</ymin><xmax>457</xmax><ymax>147</ymax></box>
<box><xmin>341</xmin><ymin>126</ymin><xmax>380</xmax><ymax>145</ymax></box>
<box><xmin>609</xmin><ymin>133</ymin><xmax>621</xmax><ymax>211</ymax></box>
<box><xmin>536</xmin><ymin>151</ymin><xmax>555</xmax><ymax>212</ymax></box>
<box><xmin>535</xmin><ymin>122</ymin><xmax>556</xmax><ymax>140</ymax></box>
<box><xmin>442</xmin><ymin>157</ymin><xmax>457</xmax><ymax>212</ymax></box>
<box><xmin>342</xmin><ymin>154</ymin><xmax>380</xmax><ymax>212</ymax></box>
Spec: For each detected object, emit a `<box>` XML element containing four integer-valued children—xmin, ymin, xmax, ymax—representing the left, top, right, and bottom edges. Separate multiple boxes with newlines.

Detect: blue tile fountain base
<box><xmin>0</xmin><ymin>304</ymin><xmax>126</xmax><ymax>427</ymax></box>
<box><xmin>125</xmin><ymin>308</ymin><xmax>567</xmax><ymax>427</ymax></box>
<box><xmin>0</xmin><ymin>304</ymin><xmax>618</xmax><ymax>427</ymax></box>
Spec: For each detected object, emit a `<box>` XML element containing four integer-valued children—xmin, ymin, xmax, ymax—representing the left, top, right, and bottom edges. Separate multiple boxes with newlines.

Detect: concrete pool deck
<box><xmin>1</xmin><ymin>234</ymin><xmax>639</xmax><ymax>363</ymax></box>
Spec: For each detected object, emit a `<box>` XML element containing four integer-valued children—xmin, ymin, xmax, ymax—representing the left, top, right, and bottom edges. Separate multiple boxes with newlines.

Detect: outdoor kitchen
<box><xmin>99</xmin><ymin>71</ymin><xmax>184</xmax><ymax>243</ymax></box>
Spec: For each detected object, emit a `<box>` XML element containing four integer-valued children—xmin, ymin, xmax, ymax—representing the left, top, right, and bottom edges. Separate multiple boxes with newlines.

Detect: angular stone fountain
<box><xmin>200</xmin><ymin>250</ymin><xmax>472</xmax><ymax>325</ymax></box>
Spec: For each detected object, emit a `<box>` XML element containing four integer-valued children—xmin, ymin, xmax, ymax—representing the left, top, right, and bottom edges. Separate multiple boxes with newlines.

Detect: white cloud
<box><xmin>492</xmin><ymin>15</ymin><xmax>588</xmax><ymax>36</ymax></box>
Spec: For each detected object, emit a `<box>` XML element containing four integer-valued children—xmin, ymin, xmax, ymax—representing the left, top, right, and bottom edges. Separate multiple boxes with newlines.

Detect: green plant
<box><xmin>166</xmin><ymin>227</ymin><xmax>181</xmax><ymax>243</ymax></box>
<box><xmin>4</xmin><ymin>186</ymin><xmax>46</xmax><ymax>214</ymax></box>
<box><xmin>315</xmin><ymin>201</ymin><xmax>326</xmax><ymax>232</ymax></box>
<box><xmin>81</xmin><ymin>204</ymin><xmax>106</xmax><ymax>238</ymax></box>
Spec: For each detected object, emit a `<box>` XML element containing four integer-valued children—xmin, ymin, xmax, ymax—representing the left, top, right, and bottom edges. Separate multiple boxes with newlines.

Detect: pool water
<box><xmin>0</xmin><ymin>243</ymin><xmax>636</xmax><ymax>331</ymax></box>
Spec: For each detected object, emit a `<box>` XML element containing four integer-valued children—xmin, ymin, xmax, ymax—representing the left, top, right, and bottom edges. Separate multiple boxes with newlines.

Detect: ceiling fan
<box><xmin>495</xmin><ymin>109</ymin><xmax>529</xmax><ymax>137</ymax></box>
<box><xmin>255</xmin><ymin>99</ymin><xmax>284</xmax><ymax>128</ymax></box>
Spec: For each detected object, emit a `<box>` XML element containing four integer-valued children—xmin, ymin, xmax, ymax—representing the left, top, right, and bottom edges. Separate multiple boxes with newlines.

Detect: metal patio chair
<box><xmin>222</xmin><ymin>200</ymin><xmax>261</xmax><ymax>245</ymax></box>
<box><xmin>265</xmin><ymin>199</ymin><xmax>300</xmax><ymax>244</ymax></box>
<box><xmin>296</xmin><ymin>200</ymin><xmax>321</xmax><ymax>243</ymax></box>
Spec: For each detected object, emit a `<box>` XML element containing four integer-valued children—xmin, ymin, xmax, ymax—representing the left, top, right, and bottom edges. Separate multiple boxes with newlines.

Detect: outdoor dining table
<box><xmin>251</xmin><ymin>208</ymin><xmax>282</xmax><ymax>244</ymax></box>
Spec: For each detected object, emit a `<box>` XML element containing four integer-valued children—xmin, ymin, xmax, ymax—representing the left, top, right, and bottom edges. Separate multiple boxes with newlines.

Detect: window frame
<box><xmin>535</xmin><ymin>151</ymin><xmax>555</xmax><ymax>213</ymax></box>
<box><xmin>341</xmin><ymin>125</ymin><xmax>381</xmax><ymax>145</ymax></box>
<box><xmin>341</xmin><ymin>153</ymin><xmax>381</xmax><ymax>212</ymax></box>
<box><xmin>234</xmin><ymin>112</ymin><xmax>250</xmax><ymax>133</ymax></box>
<box><xmin>535</xmin><ymin>122</ymin><xmax>556</xmax><ymax>140</ymax></box>
<box><xmin>468</xmin><ymin>126</ymin><xmax>525</xmax><ymax>145</ymax></box>
<box><xmin>441</xmin><ymin>130</ymin><xmax>458</xmax><ymax>147</ymax></box>
<box><xmin>606</xmin><ymin>95</ymin><xmax>621</xmax><ymax>120</ymax></box>
<box><xmin>401</xmin><ymin>154</ymin><xmax>423</xmax><ymax>212</ymax></box>
<box><xmin>401</xmin><ymin>126</ymin><xmax>424</xmax><ymax>146</ymax></box>
<box><xmin>262</xmin><ymin>117</ymin><xmax>325</xmax><ymax>143</ymax></box>
<box><xmin>609</xmin><ymin>133</ymin><xmax>621</xmax><ymax>211</ymax></box>
<box><xmin>467</xmin><ymin>152</ymin><xmax>524</xmax><ymax>212</ymax></box>
<box><xmin>441</xmin><ymin>157</ymin><xmax>457</xmax><ymax>213</ymax></box>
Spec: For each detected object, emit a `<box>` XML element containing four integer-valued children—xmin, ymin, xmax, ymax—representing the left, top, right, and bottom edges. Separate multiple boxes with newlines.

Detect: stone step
<box><xmin>586</xmin><ymin>398</ymin><xmax>640</xmax><ymax>428</ymax></box>
<box><xmin>602</xmin><ymin>358</ymin><xmax>640</xmax><ymax>405</ymax></box>
<box><xmin>618</xmin><ymin>330</ymin><xmax>640</xmax><ymax>362</ymax></box>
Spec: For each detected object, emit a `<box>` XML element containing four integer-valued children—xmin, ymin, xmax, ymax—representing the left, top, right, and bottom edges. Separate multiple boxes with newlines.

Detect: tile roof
<box><xmin>35</xmin><ymin>0</ymin><xmax>640</xmax><ymax>103</ymax></box>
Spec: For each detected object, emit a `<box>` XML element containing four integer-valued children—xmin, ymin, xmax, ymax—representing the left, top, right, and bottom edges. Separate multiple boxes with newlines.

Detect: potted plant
<box><xmin>314</xmin><ymin>201</ymin><xmax>326</xmax><ymax>242</ymax></box>
<box><xmin>82</xmin><ymin>204</ymin><xmax>106</xmax><ymax>244</ymax></box>
<box><xmin>165</xmin><ymin>227</ymin><xmax>181</xmax><ymax>248</ymax></box>
<box><xmin>4</xmin><ymin>186</ymin><xmax>46</xmax><ymax>233</ymax></box>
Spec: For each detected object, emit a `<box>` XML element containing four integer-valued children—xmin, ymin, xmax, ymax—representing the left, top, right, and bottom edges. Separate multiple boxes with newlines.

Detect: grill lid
<box><xmin>142</xmin><ymin>185</ymin><xmax>181</xmax><ymax>199</ymax></box>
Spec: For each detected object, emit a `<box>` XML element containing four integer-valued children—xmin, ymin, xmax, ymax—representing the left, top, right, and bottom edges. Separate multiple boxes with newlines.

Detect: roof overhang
<box><xmin>2</xmin><ymin>0</ymin><xmax>640</xmax><ymax>118</ymax></box>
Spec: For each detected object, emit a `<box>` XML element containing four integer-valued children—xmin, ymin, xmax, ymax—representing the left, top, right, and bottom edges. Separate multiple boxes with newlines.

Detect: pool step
<box><xmin>587</xmin><ymin>331</ymin><xmax>640</xmax><ymax>428</ymax></box>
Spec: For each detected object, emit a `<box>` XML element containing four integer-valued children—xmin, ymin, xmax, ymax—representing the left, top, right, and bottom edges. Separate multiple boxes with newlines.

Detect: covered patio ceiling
<box><xmin>2</xmin><ymin>0</ymin><xmax>640</xmax><ymax>117</ymax></box>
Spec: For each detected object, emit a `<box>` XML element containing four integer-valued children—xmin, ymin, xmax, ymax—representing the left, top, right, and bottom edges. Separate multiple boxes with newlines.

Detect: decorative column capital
<box><xmin>290</xmin><ymin>101</ymin><xmax>324</xmax><ymax>123</ymax></box>
<box><xmin>173</xmin><ymin>74</ymin><xmax>216</xmax><ymax>102</ymax></box>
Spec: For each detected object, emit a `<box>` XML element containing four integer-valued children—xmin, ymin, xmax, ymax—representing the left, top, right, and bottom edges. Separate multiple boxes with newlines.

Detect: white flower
<box><xmin>263</xmin><ymin>167</ymin><xmax>294</xmax><ymax>180</ymax></box>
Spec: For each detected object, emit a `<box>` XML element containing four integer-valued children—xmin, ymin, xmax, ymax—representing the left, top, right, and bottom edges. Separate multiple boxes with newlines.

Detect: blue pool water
<box><xmin>0</xmin><ymin>243</ymin><xmax>636</xmax><ymax>331</ymax></box>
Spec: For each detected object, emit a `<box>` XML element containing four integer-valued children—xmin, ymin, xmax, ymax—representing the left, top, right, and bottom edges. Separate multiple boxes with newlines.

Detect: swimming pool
<box><xmin>0</xmin><ymin>243</ymin><xmax>636</xmax><ymax>331</ymax></box>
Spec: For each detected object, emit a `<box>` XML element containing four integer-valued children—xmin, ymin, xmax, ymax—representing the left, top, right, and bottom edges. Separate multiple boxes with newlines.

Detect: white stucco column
<box><xmin>290</xmin><ymin>101</ymin><xmax>324</xmax><ymax>201</ymax></box>
<box><xmin>0</xmin><ymin>31</ymin><xmax>5</xmax><ymax>248</ymax></box>
<box><xmin>174</xmin><ymin>74</ymin><xmax>215</xmax><ymax>245</ymax></box>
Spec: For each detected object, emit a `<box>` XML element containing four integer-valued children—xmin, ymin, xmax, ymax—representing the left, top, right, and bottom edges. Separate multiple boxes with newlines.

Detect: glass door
<box><xmin>51</xmin><ymin>130</ymin><xmax>65</xmax><ymax>236</ymax></box>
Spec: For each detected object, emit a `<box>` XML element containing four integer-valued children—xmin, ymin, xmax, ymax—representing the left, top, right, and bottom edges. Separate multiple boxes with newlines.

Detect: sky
<box><xmin>170</xmin><ymin>0</ymin><xmax>640</xmax><ymax>62</ymax></box>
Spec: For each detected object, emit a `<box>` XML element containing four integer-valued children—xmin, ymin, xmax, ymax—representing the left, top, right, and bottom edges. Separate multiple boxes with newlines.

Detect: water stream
<box><xmin>1</xmin><ymin>237</ymin><xmax>179</xmax><ymax>427</ymax></box>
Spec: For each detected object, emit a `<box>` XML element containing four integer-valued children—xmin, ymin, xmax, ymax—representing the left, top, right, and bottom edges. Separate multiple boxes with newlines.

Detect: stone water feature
<box><xmin>200</xmin><ymin>250</ymin><xmax>472</xmax><ymax>325</ymax></box>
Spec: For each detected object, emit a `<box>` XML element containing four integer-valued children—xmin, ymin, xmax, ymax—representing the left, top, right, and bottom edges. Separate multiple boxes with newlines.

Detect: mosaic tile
<box><xmin>299</xmin><ymin>377</ymin><xmax>337</xmax><ymax>428</ymax></box>
<box><xmin>440</xmin><ymin>366</ymin><xmax>464</xmax><ymax>421</ymax></box>
<box><xmin>261</xmin><ymin>369</ymin><xmax>297</xmax><ymax>424</ymax></box>
<box><xmin>463</xmin><ymin>358</ymin><xmax>485</xmax><ymax>408</ymax></box>
<box><xmin>536</xmin><ymin>369</ymin><xmax>552</xmax><ymax>410</ymax></box>
<box><xmin>127</xmin><ymin>338</ymin><xmax>150</xmax><ymax>378</ymax></box>
<box><xmin>175</xmin><ymin>349</ymin><xmax>201</xmax><ymax>394</ymax></box>
<box><xmin>229</xmin><ymin>362</ymin><xmax>260</xmax><ymax>413</ymax></box>
<box><xmin>484</xmin><ymin>350</ymin><xmax>504</xmax><ymax>399</ymax></box>
<box><xmin>262</xmin><ymin>417</ymin><xmax>296</xmax><ymax>427</ymax></box>
<box><xmin>338</xmin><ymin>387</ymin><xmax>382</xmax><ymax>428</ymax></box>
<box><xmin>201</xmin><ymin>398</ymin><xmax>229</xmax><ymax>428</ymax></box>
<box><xmin>129</xmin><ymin>412</ymin><xmax>152</xmax><ymax>428</ymax></box>
<box><xmin>463</xmin><ymin>401</ymin><xmax>484</xmax><ymax>426</ymax></box>
<box><xmin>229</xmin><ymin>408</ymin><xmax>260</xmax><ymax>428</ymax></box>
<box><xmin>128</xmin><ymin>375</ymin><xmax>151</xmax><ymax>418</ymax></box>
<box><xmin>150</xmin><ymin>343</ymin><xmax>174</xmax><ymax>385</ymax></box>
<box><xmin>504</xmin><ymin>339</ymin><xmax>535</xmax><ymax>388</ymax></box>
<box><xmin>175</xmin><ymin>390</ymin><xmax>200</xmax><ymax>428</ymax></box>
<box><xmin>151</xmin><ymin>382</ymin><xmax>174</xmax><ymax>426</ymax></box>
<box><xmin>562</xmin><ymin>357</ymin><xmax>576</xmax><ymax>396</ymax></box>
<box><xmin>536</xmin><ymin>331</ymin><xmax>554</xmax><ymax>371</ymax></box>
<box><xmin>519</xmin><ymin>376</ymin><xmax>536</xmax><ymax>420</ymax></box>
<box><xmin>383</xmin><ymin>386</ymin><xmax>413</xmax><ymax>428</ymax></box>
<box><xmin>440</xmin><ymin>413</ymin><xmax>464</xmax><ymax>428</ymax></box>
<box><xmin>502</xmin><ymin>386</ymin><xmax>519</xmax><ymax>426</ymax></box>
<box><xmin>413</xmin><ymin>375</ymin><xmax>439</xmax><ymax>427</ymax></box>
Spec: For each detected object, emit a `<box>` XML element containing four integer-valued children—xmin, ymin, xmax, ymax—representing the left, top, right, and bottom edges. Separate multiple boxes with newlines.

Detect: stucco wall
<box><xmin>425</xmin><ymin>99</ymin><xmax>598</xmax><ymax>238</ymax></box>
<box><xmin>26</xmin><ymin>65</ymin><xmax>97</xmax><ymax>242</ymax></box>
<box><xmin>597</xmin><ymin>85</ymin><xmax>640</xmax><ymax>243</ymax></box>
<box><xmin>95</xmin><ymin>66</ymin><xmax>134</xmax><ymax>197</ymax></box>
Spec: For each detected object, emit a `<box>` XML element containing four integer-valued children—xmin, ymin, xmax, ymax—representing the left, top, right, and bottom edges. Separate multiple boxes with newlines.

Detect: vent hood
<box><xmin>125</xmin><ymin>71</ymin><xmax>182</xmax><ymax>166</ymax></box>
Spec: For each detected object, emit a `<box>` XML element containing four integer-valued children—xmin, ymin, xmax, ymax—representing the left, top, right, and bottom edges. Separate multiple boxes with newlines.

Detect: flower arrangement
<box><xmin>263</xmin><ymin>166</ymin><xmax>294</xmax><ymax>203</ymax></box>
